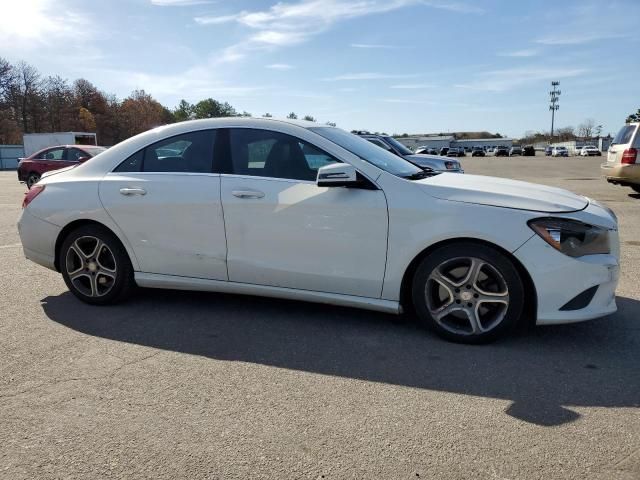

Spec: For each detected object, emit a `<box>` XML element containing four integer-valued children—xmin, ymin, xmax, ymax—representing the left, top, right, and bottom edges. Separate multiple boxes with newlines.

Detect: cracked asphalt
<box><xmin>0</xmin><ymin>156</ymin><xmax>639</xmax><ymax>479</ymax></box>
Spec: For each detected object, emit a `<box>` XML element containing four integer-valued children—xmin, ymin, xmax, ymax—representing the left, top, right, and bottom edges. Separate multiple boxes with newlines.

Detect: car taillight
<box><xmin>621</xmin><ymin>148</ymin><xmax>637</xmax><ymax>164</ymax></box>
<box><xmin>22</xmin><ymin>184</ymin><xmax>45</xmax><ymax>209</ymax></box>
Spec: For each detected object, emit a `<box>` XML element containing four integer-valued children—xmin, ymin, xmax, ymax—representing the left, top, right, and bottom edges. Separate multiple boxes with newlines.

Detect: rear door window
<box><xmin>41</xmin><ymin>147</ymin><xmax>66</xmax><ymax>161</ymax></box>
<box><xmin>114</xmin><ymin>130</ymin><xmax>216</xmax><ymax>173</ymax></box>
<box><xmin>612</xmin><ymin>125</ymin><xmax>636</xmax><ymax>146</ymax></box>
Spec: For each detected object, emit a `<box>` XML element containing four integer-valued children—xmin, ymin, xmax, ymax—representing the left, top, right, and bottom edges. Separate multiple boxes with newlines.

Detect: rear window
<box><xmin>612</xmin><ymin>125</ymin><xmax>636</xmax><ymax>146</ymax></box>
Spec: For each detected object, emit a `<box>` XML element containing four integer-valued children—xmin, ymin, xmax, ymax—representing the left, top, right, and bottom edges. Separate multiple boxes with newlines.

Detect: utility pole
<box><xmin>549</xmin><ymin>81</ymin><xmax>560</xmax><ymax>142</ymax></box>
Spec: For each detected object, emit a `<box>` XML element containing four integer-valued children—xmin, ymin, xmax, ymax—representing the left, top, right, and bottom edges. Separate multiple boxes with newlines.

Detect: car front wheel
<box><xmin>412</xmin><ymin>242</ymin><xmax>525</xmax><ymax>344</ymax></box>
<box><xmin>60</xmin><ymin>225</ymin><xmax>135</xmax><ymax>305</ymax></box>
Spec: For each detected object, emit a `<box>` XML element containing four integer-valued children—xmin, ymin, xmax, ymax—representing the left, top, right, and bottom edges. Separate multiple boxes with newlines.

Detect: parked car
<box><xmin>439</xmin><ymin>147</ymin><xmax>449</xmax><ymax>156</ymax></box>
<box><xmin>471</xmin><ymin>147</ymin><xmax>485</xmax><ymax>157</ymax></box>
<box><xmin>358</xmin><ymin>133</ymin><xmax>463</xmax><ymax>173</ymax></box>
<box><xmin>447</xmin><ymin>148</ymin><xmax>460</xmax><ymax>157</ymax></box>
<box><xmin>601</xmin><ymin>122</ymin><xmax>640</xmax><ymax>193</ymax></box>
<box><xmin>494</xmin><ymin>146</ymin><xmax>509</xmax><ymax>157</ymax></box>
<box><xmin>18</xmin><ymin>117</ymin><xmax>619</xmax><ymax>344</ymax></box>
<box><xmin>580</xmin><ymin>145</ymin><xmax>601</xmax><ymax>157</ymax></box>
<box><xmin>545</xmin><ymin>146</ymin><xmax>553</xmax><ymax>156</ymax></box>
<box><xmin>17</xmin><ymin>145</ymin><xmax>107</xmax><ymax>189</ymax></box>
<box><xmin>523</xmin><ymin>145</ymin><xmax>535</xmax><ymax>156</ymax></box>
<box><xmin>552</xmin><ymin>146</ymin><xmax>569</xmax><ymax>157</ymax></box>
<box><xmin>415</xmin><ymin>146</ymin><xmax>439</xmax><ymax>155</ymax></box>
<box><xmin>509</xmin><ymin>146</ymin><xmax>523</xmax><ymax>156</ymax></box>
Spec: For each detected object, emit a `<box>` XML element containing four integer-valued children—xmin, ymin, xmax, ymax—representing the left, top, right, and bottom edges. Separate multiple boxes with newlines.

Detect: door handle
<box><xmin>232</xmin><ymin>189</ymin><xmax>265</xmax><ymax>199</ymax></box>
<box><xmin>119</xmin><ymin>187</ymin><xmax>147</xmax><ymax>196</ymax></box>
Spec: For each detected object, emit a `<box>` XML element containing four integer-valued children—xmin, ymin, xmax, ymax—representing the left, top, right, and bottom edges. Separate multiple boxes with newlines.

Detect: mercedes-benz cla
<box><xmin>18</xmin><ymin>118</ymin><xmax>620</xmax><ymax>343</ymax></box>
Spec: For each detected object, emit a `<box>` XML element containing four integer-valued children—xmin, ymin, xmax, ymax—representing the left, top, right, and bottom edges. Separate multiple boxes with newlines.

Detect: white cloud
<box><xmin>266</xmin><ymin>63</ymin><xmax>295</xmax><ymax>70</ymax></box>
<box><xmin>324</xmin><ymin>72</ymin><xmax>420</xmax><ymax>81</ymax></box>
<box><xmin>390</xmin><ymin>83</ymin><xmax>435</xmax><ymax>89</ymax></box>
<box><xmin>195</xmin><ymin>0</ymin><xmax>481</xmax><ymax>60</ymax></box>
<box><xmin>0</xmin><ymin>0</ymin><xmax>93</xmax><ymax>50</ymax></box>
<box><xmin>151</xmin><ymin>0</ymin><xmax>213</xmax><ymax>5</ymax></box>
<box><xmin>536</xmin><ymin>32</ymin><xmax>627</xmax><ymax>46</ymax></box>
<box><xmin>350</xmin><ymin>43</ymin><xmax>400</xmax><ymax>49</ymax></box>
<box><xmin>455</xmin><ymin>66</ymin><xmax>589</xmax><ymax>92</ymax></box>
<box><xmin>194</xmin><ymin>13</ymin><xmax>240</xmax><ymax>25</ymax></box>
<box><xmin>498</xmin><ymin>49</ymin><xmax>539</xmax><ymax>57</ymax></box>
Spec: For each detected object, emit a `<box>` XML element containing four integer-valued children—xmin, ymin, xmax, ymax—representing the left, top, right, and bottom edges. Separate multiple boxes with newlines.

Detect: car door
<box><xmin>219</xmin><ymin>127</ymin><xmax>388</xmax><ymax>298</ymax></box>
<box><xmin>99</xmin><ymin>129</ymin><xmax>228</xmax><ymax>280</ymax></box>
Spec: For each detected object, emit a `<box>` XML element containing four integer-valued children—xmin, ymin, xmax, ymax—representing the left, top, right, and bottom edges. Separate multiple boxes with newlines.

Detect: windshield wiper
<box><xmin>403</xmin><ymin>170</ymin><xmax>439</xmax><ymax>180</ymax></box>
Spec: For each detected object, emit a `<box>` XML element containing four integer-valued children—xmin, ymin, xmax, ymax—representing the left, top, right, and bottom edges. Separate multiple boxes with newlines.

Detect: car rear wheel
<box><xmin>26</xmin><ymin>173</ymin><xmax>40</xmax><ymax>189</ymax></box>
<box><xmin>60</xmin><ymin>225</ymin><xmax>135</xmax><ymax>305</ymax></box>
<box><xmin>412</xmin><ymin>242</ymin><xmax>525</xmax><ymax>344</ymax></box>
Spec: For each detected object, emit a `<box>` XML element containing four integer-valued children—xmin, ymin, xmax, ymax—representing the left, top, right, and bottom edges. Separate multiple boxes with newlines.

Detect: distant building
<box><xmin>396</xmin><ymin>135</ymin><xmax>513</xmax><ymax>151</ymax></box>
<box><xmin>398</xmin><ymin>135</ymin><xmax>454</xmax><ymax>150</ymax></box>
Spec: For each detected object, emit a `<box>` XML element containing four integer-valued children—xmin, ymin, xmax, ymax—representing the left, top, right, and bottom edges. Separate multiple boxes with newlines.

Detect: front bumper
<box><xmin>514</xmin><ymin>232</ymin><xmax>619</xmax><ymax>325</ymax></box>
<box><xmin>17</xmin><ymin>209</ymin><xmax>60</xmax><ymax>271</ymax></box>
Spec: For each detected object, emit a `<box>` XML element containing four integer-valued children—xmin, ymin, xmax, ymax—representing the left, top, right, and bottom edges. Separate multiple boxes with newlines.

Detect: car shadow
<box><xmin>41</xmin><ymin>290</ymin><xmax>640</xmax><ymax>427</ymax></box>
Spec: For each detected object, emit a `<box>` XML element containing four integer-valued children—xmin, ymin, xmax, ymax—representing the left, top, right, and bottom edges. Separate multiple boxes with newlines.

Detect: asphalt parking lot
<box><xmin>0</xmin><ymin>156</ymin><xmax>638</xmax><ymax>480</ymax></box>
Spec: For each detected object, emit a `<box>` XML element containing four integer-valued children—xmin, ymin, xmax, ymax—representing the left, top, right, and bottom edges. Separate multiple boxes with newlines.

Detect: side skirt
<box><xmin>134</xmin><ymin>272</ymin><xmax>402</xmax><ymax>315</ymax></box>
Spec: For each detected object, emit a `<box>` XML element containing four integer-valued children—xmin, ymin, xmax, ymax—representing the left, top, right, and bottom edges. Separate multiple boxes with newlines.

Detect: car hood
<box><xmin>404</xmin><ymin>154</ymin><xmax>460</xmax><ymax>169</ymax></box>
<box><xmin>415</xmin><ymin>173</ymin><xmax>588</xmax><ymax>213</ymax></box>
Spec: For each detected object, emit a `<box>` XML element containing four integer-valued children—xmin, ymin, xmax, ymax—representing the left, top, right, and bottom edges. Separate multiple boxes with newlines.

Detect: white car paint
<box><xmin>18</xmin><ymin>117</ymin><xmax>620</xmax><ymax>326</ymax></box>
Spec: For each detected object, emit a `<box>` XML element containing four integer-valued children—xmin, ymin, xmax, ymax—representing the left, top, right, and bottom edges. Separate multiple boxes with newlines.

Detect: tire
<box><xmin>26</xmin><ymin>173</ymin><xmax>40</xmax><ymax>189</ymax></box>
<box><xmin>631</xmin><ymin>185</ymin><xmax>640</xmax><ymax>194</ymax></box>
<box><xmin>411</xmin><ymin>242</ymin><xmax>525</xmax><ymax>344</ymax></box>
<box><xmin>60</xmin><ymin>224</ymin><xmax>135</xmax><ymax>305</ymax></box>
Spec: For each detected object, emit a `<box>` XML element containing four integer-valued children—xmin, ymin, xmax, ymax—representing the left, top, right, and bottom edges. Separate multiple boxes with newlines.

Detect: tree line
<box><xmin>0</xmin><ymin>58</ymin><xmax>332</xmax><ymax>146</ymax></box>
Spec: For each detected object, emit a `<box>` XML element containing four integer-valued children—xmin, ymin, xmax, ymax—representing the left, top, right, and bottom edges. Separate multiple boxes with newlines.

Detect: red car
<box><xmin>18</xmin><ymin>145</ymin><xmax>107</xmax><ymax>188</ymax></box>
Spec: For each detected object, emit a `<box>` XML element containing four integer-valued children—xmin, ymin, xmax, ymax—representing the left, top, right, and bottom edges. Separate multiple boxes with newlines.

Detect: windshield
<box><xmin>383</xmin><ymin>136</ymin><xmax>414</xmax><ymax>155</ymax></box>
<box><xmin>309</xmin><ymin>127</ymin><xmax>422</xmax><ymax>177</ymax></box>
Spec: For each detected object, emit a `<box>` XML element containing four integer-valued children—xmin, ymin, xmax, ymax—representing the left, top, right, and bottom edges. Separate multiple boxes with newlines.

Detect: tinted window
<box><xmin>383</xmin><ymin>136</ymin><xmax>413</xmax><ymax>155</ymax></box>
<box><xmin>309</xmin><ymin>127</ymin><xmax>421</xmax><ymax>178</ymax></box>
<box><xmin>68</xmin><ymin>148</ymin><xmax>87</xmax><ymax>161</ymax></box>
<box><xmin>612</xmin><ymin>125</ymin><xmax>636</xmax><ymax>146</ymax></box>
<box><xmin>41</xmin><ymin>148</ymin><xmax>66</xmax><ymax>160</ymax></box>
<box><xmin>114</xmin><ymin>130</ymin><xmax>215</xmax><ymax>173</ymax></box>
<box><xmin>366</xmin><ymin>138</ymin><xmax>393</xmax><ymax>151</ymax></box>
<box><xmin>229</xmin><ymin>128</ymin><xmax>339</xmax><ymax>181</ymax></box>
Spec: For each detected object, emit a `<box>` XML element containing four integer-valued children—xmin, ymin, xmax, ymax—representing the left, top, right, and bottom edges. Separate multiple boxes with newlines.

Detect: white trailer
<box><xmin>23</xmin><ymin>132</ymin><xmax>97</xmax><ymax>157</ymax></box>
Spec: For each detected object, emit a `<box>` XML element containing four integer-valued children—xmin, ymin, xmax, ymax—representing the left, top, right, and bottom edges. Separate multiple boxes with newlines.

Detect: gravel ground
<box><xmin>0</xmin><ymin>156</ymin><xmax>638</xmax><ymax>480</ymax></box>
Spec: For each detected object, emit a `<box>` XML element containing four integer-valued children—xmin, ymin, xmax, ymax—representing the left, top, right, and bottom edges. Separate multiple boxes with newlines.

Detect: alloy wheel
<box><xmin>425</xmin><ymin>257</ymin><xmax>509</xmax><ymax>336</ymax></box>
<box><xmin>65</xmin><ymin>236</ymin><xmax>117</xmax><ymax>297</ymax></box>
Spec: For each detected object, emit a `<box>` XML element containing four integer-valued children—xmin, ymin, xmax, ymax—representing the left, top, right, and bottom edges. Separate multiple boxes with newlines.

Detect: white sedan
<box><xmin>18</xmin><ymin>118</ymin><xmax>620</xmax><ymax>343</ymax></box>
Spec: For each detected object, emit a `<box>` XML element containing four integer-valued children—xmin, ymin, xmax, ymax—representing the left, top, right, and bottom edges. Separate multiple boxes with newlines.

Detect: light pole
<box><xmin>549</xmin><ymin>81</ymin><xmax>560</xmax><ymax>142</ymax></box>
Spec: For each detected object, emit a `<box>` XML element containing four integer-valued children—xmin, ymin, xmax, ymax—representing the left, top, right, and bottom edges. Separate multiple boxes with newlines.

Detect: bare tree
<box><xmin>577</xmin><ymin>118</ymin><xmax>596</xmax><ymax>138</ymax></box>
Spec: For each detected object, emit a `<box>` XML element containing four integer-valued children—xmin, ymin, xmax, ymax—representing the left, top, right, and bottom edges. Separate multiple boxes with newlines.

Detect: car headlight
<box><xmin>528</xmin><ymin>218</ymin><xmax>611</xmax><ymax>257</ymax></box>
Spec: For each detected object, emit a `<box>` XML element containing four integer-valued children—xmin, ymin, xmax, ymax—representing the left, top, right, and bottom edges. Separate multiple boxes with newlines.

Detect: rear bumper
<box><xmin>514</xmin><ymin>235</ymin><xmax>619</xmax><ymax>325</ymax></box>
<box><xmin>17</xmin><ymin>209</ymin><xmax>60</xmax><ymax>271</ymax></box>
<box><xmin>601</xmin><ymin>162</ymin><xmax>640</xmax><ymax>185</ymax></box>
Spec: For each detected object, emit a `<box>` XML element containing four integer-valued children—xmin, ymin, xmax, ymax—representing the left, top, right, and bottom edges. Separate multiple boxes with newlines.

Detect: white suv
<box><xmin>601</xmin><ymin>122</ymin><xmax>640</xmax><ymax>193</ymax></box>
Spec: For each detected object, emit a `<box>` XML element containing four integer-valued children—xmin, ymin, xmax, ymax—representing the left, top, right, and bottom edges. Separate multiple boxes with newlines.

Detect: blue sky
<box><xmin>1</xmin><ymin>0</ymin><xmax>638</xmax><ymax>137</ymax></box>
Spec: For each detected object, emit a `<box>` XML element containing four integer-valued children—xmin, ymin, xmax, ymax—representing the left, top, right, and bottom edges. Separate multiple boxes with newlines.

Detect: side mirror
<box><xmin>317</xmin><ymin>163</ymin><xmax>359</xmax><ymax>187</ymax></box>
<box><xmin>77</xmin><ymin>156</ymin><xmax>90</xmax><ymax>163</ymax></box>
